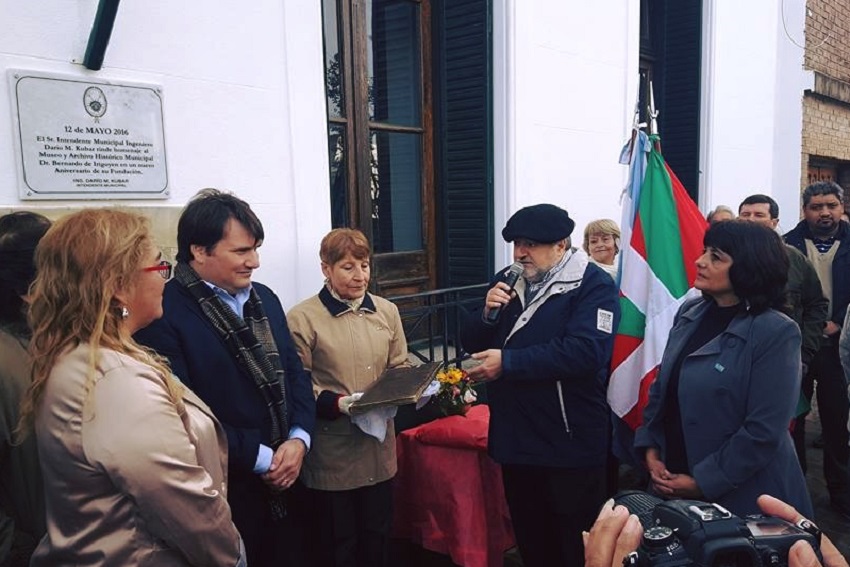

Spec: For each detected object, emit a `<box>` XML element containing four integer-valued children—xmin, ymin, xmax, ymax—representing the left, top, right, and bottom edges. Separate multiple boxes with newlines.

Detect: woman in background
<box><xmin>582</xmin><ymin>219</ymin><xmax>620</xmax><ymax>280</ymax></box>
<box><xmin>0</xmin><ymin>211</ymin><xmax>50</xmax><ymax>566</ymax></box>
<box><xmin>635</xmin><ymin>220</ymin><xmax>812</xmax><ymax>517</ymax></box>
<box><xmin>287</xmin><ymin>228</ymin><xmax>409</xmax><ymax>567</ymax></box>
<box><xmin>18</xmin><ymin>209</ymin><xmax>245</xmax><ymax>566</ymax></box>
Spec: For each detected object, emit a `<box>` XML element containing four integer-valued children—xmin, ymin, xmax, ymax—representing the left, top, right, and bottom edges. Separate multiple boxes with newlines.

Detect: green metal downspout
<box><xmin>83</xmin><ymin>0</ymin><xmax>121</xmax><ymax>70</ymax></box>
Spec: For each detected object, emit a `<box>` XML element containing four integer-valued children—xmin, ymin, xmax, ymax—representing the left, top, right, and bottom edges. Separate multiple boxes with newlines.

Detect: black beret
<box><xmin>501</xmin><ymin>204</ymin><xmax>575</xmax><ymax>243</ymax></box>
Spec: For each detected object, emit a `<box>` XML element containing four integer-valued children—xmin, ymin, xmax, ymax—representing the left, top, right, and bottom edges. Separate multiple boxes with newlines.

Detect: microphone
<box><xmin>485</xmin><ymin>262</ymin><xmax>524</xmax><ymax>323</ymax></box>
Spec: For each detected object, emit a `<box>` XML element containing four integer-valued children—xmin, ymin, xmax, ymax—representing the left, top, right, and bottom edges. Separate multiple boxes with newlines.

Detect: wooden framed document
<box><xmin>349</xmin><ymin>361</ymin><xmax>442</xmax><ymax>415</ymax></box>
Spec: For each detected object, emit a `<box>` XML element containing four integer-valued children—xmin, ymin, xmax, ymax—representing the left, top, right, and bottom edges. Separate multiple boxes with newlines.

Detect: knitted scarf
<box><xmin>174</xmin><ymin>262</ymin><xmax>289</xmax><ymax>445</ymax></box>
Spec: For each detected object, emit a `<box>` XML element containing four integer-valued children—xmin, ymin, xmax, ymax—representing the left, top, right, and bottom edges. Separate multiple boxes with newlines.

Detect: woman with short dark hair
<box><xmin>635</xmin><ymin>220</ymin><xmax>813</xmax><ymax>517</ymax></box>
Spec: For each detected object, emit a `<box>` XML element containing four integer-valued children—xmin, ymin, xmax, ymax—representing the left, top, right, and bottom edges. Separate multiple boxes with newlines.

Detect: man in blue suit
<box><xmin>135</xmin><ymin>189</ymin><xmax>315</xmax><ymax>567</ymax></box>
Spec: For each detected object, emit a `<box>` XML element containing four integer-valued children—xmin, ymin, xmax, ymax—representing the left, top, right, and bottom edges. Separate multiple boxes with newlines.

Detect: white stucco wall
<box><xmin>699</xmin><ymin>0</ymin><xmax>808</xmax><ymax>231</ymax></box>
<box><xmin>493</xmin><ymin>0</ymin><xmax>639</xmax><ymax>267</ymax></box>
<box><xmin>3</xmin><ymin>0</ymin><xmax>813</xmax><ymax>296</ymax></box>
<box><xmin>0</xmin><ymin>0</ymin><xmax>330</xmax><ymax>306</ymax></box>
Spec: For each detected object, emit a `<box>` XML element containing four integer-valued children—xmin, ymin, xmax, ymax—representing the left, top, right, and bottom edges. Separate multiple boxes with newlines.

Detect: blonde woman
<box><xmin>18</xmin><ymin>209</ymin><xmax>245</xmax><ymax>566</ymax></box>
<box><xmin>583</xmin><ymin>219</ymin><xmax>621</xmax><ymax>280</ymax></box>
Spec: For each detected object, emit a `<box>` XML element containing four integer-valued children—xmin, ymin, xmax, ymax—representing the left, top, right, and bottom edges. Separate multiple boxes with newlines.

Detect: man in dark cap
<box><xmin>461</xmin><ymin>203</ymin><xmax>620</xmax><ymax>567</ymax></box>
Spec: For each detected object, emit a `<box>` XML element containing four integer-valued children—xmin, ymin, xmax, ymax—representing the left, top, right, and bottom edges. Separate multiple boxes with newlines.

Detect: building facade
<box><xmin>0</xmin><ymin>0</ymin><xmax>821</xmax><ymax>305</ymax></box>
<box><xmin>802</xmin><ymin>0</ymin><xmax>850</xmax><ymax>206</ymax></box>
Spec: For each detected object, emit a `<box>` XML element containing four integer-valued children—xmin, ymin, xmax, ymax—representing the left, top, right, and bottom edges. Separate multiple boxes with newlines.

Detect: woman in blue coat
<box><xmin>634</xmin><ymin>220</ymin><xmax>813</xmax><ymax>518</ymax></box>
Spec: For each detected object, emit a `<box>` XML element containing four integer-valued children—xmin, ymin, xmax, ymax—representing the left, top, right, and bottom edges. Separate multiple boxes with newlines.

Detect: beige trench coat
<box><xmin>287</xmin><ymin>290</ymin><xmax>409</xmax><ymax>491</ymax></box>
<box><xmin>31</xmin><ymin>344</ymin><xmax>243</xmax><ymax>567</ymax></box>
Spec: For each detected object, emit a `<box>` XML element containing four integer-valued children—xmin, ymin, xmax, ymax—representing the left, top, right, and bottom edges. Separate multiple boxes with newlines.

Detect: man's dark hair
<box><xmin>703</xmin><ymin>220</ymin><xmax>788</xmax><ymax>314</ymax></box>
<box><xmin>176</xmin><ymin>188</ymin><xmax>264</xmax><ymax>263</ymax></box>
<box><xmin>738</xmin><ymin>194</ymin><xmax>779</xmax><ymax>219</ymax></box>
<box><xmin>0</xmin><ymin>211</ymin><xmax>51</xmax><ymax>330</ymax></box>
<box><xmin>802</xmin><ymin>181</ymin><xmax>843</xmax><ymax>207</ymax></box>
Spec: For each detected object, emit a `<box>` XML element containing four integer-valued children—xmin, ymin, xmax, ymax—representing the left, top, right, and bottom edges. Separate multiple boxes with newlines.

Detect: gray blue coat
<box><xmin>635</xmin><ymin>298</ymin><xmax>813</xmax><ymax>518</ymax></box>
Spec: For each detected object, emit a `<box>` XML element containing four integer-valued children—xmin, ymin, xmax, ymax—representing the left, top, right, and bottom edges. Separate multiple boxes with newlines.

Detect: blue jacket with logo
<box><xmin>634</xmin><ymin>298</ymin><xmax>812</xmax><ymax>518</ymax></box>
<box><xmin>460</xmin><ymin>251</ymin><xmax>619</xmax><ymax>468</ymax></box>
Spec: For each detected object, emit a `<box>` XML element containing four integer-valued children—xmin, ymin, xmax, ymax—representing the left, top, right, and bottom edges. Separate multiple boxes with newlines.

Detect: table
<box><xmin>393</xmin><ymin>405</ymin><xmax>515</xmax><ymax>567</ymax></box>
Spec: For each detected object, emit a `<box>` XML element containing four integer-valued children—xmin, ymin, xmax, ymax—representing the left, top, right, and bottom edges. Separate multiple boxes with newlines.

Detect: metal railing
<box><xmin>388</xmin><ymin>283</ymin><xmax>489</xmax><ymax>365</ymax></box>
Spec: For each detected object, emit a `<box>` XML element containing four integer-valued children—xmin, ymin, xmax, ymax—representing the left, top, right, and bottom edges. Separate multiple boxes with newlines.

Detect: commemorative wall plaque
<box><xmin>8</xmin><ymin>70</ymin><xmax>168</xmax><ymax>200</ymax></box>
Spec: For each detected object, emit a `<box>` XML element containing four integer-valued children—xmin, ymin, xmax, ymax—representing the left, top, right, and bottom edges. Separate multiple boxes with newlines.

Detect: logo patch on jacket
<box><xmin>597</xmin><ymin>309</ymin><xmax>614</xmax><ymax>333</ymax></box>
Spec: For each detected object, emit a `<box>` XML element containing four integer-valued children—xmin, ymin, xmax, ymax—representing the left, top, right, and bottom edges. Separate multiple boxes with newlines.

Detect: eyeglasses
<box><xmin>142</xmin><ymin>260</ymin><xmax>173</xmax><ymax>280</ymax></box>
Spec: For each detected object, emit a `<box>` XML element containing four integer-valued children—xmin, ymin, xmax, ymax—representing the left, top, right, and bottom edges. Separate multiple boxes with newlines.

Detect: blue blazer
<box><xmin>134</xmin><ymin>280</ymin><xmax>316</xmax><ymax>477</ymax></box>
<box><xmin>635</xmin><ymin>298</ymin><xmax>813</xmax><ymax>518</ymax></box>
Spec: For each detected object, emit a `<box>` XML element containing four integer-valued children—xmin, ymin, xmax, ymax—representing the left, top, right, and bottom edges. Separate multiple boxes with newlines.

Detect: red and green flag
<box><xmin>607</xmin><ymin>132</ymin><xmax>707</xmax><ymax>429</ymax></box>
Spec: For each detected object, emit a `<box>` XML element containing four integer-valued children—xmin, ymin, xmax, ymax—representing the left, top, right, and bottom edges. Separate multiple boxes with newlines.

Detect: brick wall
<box><xmin>801</xmin><ymin>94</ymin><xmax>850</xmax><ymax>194</ymax></box>
<box><xmin>805</xmin><ymin>0</ymin><xmax>850</xmax><ymax>82</ymax></box>
<box><xmin>802</xmin><ymin>95</ymin><xmax>850</xmax><ymax>162</ymax></box>
<box><xmin>801</xmin><ymin>1</ymin><xmax>850</xmax><ymax>194</ymax></box>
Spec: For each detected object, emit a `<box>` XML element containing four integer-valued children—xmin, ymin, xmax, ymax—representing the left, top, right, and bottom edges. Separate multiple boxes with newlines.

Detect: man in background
<box><xmin>738</xmin><ymin>194</ymin><xmax>828</xmax><ymax>472</ymax></box>
<box><xmin>784</xmin><ymin>181</ymin><xmax>850</xmax><ymax>519</ymax></box>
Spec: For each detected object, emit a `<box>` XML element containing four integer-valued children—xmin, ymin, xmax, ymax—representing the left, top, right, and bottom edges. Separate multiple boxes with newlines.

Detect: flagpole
<box><xmin>648</xmin><ymin>80</ymin><xmax>661</xmax><ymax>152</ymax></box>
<box><xmin>626</xmin><ymin>92</ymin><xmax>641</xmax><ymax>163</ymax></box>
<box><xmin>623</xmin><ymin>82</ymin><xmax>648</xmax><ymax>168</ymax></box>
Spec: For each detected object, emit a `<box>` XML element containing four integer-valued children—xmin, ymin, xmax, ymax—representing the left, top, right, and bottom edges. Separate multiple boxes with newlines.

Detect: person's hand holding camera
<box><xmin>757</xmin><ymin>495</ymin><xmax>848</xmax><ymax>567</ymax></box>
<box><xmin>583</xmin><ymin>499</ymin><xmax>642</xmax><ymax>567</ymax></box>
<box><xmin>582</xmin><ymin>493</ymin><xmax>849</xmax><ymax>567</ymax></box>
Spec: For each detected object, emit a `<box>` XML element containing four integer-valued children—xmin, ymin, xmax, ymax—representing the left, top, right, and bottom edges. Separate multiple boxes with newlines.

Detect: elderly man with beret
<box><xmin>461</xmin><ymin>204</ymin><xmax>620</xmax><ymax>567</ymax></box>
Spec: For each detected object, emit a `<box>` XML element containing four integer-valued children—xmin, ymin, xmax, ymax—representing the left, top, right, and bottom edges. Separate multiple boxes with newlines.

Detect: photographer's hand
<box><xmin>757</xmin><ymin>495</ymin><xmax>848</xmax><ymax>567</ymax></box>
<box><xmin>583</xmin><ymin>499</ymin><xmax>643</xmax><ymax>567</ymax></box>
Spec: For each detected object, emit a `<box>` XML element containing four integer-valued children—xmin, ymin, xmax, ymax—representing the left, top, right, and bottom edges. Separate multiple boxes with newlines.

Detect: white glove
<box><xmin>338</xmin><ymin>392</ymin><xmax>363</xmax><ymax>416</ymax></box>
<box><xmin>351</xmin><ymin>406</ymin><xmax>397</xmax><ymax>442</ymax></box>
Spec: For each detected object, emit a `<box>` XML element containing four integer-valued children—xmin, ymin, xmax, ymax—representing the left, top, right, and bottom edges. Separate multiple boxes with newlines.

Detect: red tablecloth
<box><xmin>392</xmin><ymin>405</ymin><xmax>515</xmax><ymax>567</ymax></box>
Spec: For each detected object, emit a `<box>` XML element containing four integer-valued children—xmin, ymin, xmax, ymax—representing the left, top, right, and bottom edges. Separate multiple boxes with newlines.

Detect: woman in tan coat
<box><xmin>288</xmin><ymin>228</ymin><xmax>409</xmax><ymax>567</ymax></box>
<box><xmin>18</xmin><ymin>209</ymin><xmax>245</xmax><ymax>567</ymax></box>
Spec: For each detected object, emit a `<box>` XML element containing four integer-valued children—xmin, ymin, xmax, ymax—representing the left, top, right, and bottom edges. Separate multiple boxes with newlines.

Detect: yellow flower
<box><xmin>446</xmin><ymin>368</ymin><xmax>464</xmax><ymax>384</ymax></box>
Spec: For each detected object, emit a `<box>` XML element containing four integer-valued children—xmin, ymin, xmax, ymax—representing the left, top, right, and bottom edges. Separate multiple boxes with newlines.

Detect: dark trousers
<box><xmin>807</xmin><ymin>344</ymin><xmax>850</xmax><ymax>505</ymax></box>
<box><xmin>228</xmin><ymin>475</ymin><xmax>308</xmax><ymax>567</ymax></box>
<box><xmin>502</xmin><ymin>464</ymin><xmax>606</xmax><ymax>567</ymax></box>
<box><xmin>303</xmin><ymin>480</ymin><xmax>393</xmax><ymax>567</ymax></box>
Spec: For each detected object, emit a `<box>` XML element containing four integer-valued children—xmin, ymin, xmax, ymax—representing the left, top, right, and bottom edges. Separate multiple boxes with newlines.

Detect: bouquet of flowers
<box><xmin>434</xmin><ymin>364</ymin><xmax>478</xmax><ymax>417</ymax></box>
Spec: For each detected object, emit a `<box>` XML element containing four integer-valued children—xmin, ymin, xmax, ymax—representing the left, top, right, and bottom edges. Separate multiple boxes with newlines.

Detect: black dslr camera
<box><xmin>613</xmin><ymin>491</ymin><xmax>822</xmax><ymax>566</ymax></box>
